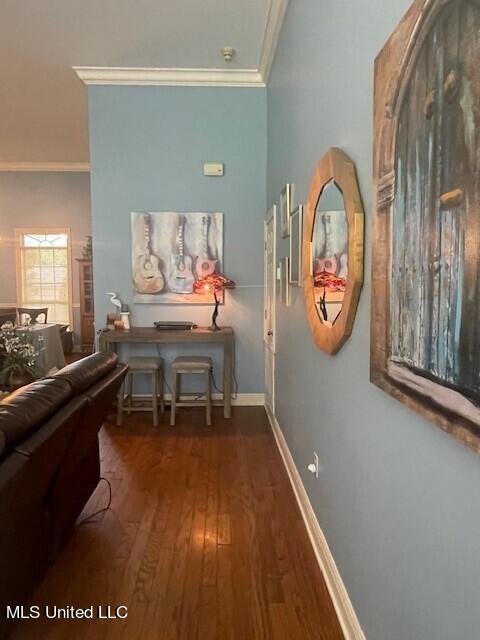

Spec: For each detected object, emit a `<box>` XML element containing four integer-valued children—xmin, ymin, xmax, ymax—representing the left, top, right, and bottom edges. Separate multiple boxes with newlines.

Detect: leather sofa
<box><xmin>0</xmin><ymin>351</ymin><xmax>127</xmax><ymax>638</ymax></box>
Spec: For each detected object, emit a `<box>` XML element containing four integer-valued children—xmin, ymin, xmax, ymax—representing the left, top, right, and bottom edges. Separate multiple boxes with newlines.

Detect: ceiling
<box><xmin>0</xmin><ymin>0</ymin><xmax>286</xmax><ymax>168</ymax></box>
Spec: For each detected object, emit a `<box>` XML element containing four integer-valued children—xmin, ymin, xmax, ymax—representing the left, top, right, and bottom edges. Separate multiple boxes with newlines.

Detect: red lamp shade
<box><xmin>314</xmin><ymin>270</ymin><xmax>346</xmax><ymax>292</ymax></box>
<box><xmin>194</xmin><ymin>273</ymin><xmax>236</xmax><ymax>294</ymax></box>
<box><xmin>194</xmin><ymin>273</ymin><xmax>236</xmax><ymax>331</ymax></box>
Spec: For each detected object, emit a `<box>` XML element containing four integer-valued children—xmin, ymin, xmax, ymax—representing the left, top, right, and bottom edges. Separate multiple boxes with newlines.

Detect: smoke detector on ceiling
<box><xmin>222</xmin><ymin>47</ymin><xmax>236</xmax><ymax>62</ymax></box>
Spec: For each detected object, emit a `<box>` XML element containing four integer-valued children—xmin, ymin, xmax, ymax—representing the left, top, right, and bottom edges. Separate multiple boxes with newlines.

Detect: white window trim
<box><xmin>15</xmin><ymin>227</ymin><xmax>73</xmax><ymax>326</ymax></box>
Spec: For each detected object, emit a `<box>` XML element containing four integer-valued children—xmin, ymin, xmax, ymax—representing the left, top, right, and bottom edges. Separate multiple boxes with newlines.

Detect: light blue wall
<box><xmin>88</xmin><ymin>86</ymin><xmax>266</xmax><ymax>392</ymax></box>
<box><xmin>268</xmin><ymin>2</ymin><xmax>480</xmax><ymax>639</ymax></box>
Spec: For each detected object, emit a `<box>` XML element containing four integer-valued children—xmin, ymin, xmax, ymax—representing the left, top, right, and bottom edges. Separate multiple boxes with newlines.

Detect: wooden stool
<box><xmin>170</xmin><ymin>356</ymin><xmax>213</xmax><ymax>427</ymax></box>
<box><xmin>117</xmin><ymin>357</ymin><xmax>165</xmax><ymax>427</ymax></box>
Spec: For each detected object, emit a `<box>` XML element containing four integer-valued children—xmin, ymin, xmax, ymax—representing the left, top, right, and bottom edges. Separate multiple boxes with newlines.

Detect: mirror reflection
<box><xmin>312</xmin><ymin>180</ymin><xmax>348</xmax><ymax>327</ymax></box>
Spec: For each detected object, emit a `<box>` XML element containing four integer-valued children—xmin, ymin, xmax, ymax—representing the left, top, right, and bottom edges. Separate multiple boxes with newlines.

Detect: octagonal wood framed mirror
<box><xmin>303</xmin><ymin>147</ymin><xmax>364</xmax><ymax>354</ymax></box>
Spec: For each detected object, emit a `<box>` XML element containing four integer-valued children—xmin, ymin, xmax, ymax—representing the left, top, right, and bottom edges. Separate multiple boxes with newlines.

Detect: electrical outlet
<box><xmin>307</xmin><ymin>452</ymin><xmax>319</xmax><ymax>478</ymax></box>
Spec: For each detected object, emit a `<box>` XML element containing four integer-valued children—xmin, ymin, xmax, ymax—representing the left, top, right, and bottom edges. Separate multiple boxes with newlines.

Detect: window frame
<box><xmin>15</xmin><ymin>227</ymin><xmax>73</xmax><ymax>326</ymax></box>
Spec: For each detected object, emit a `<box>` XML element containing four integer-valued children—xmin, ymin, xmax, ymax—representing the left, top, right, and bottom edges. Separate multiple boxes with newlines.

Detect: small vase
<box><xmin>8</xmin><ymin>370</ymin><xmax>34</xmax><ymax>391</ymax></box>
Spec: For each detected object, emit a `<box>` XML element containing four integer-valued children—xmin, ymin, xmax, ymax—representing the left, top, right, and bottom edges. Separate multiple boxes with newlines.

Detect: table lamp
<box><xmin>194</xmin><ymin>274</ymin><xmax>236</xmax><ymax>331</ymax></box>
<box><xmin>313</xmin><ymin>270</ymin><xmax>346</xmax><ymax>292</ymax></box>
<box><xmin>314</xmin><ymin>270</ymin><xmax>346</xmax><ymax>322</ymax></box>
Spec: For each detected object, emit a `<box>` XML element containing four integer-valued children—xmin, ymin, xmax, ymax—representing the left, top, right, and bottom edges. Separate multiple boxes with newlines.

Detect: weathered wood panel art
<box><xmin>371</xmin><ymin>0</ymin><xmax>480</xmax><ymax>452</ymax></box>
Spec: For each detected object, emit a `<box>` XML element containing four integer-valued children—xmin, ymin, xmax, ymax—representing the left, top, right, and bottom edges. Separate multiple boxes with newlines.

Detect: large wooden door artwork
<box><xmin>371</xmin><ymin>0</ymin><xmax>480</xmax><ymax>453</ymax></box>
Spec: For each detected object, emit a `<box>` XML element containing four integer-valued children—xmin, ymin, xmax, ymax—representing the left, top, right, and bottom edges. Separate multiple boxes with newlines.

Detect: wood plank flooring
<box><xmin>11</xmin><ymin>406</ymin><xmax>343</xmax><ymax>640</ymax></box>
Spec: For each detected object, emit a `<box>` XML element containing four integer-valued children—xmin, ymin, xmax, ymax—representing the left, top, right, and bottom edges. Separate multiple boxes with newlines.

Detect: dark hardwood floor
<box><xmin>11</xmin><ymin>406</ymin><xmax>343</xmax><ymax>640</ymax></box>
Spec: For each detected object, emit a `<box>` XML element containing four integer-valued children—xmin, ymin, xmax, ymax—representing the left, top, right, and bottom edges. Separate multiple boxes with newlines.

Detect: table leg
<box><xmin>98</xmin><ymin>330</ymin><xmax>107</xmax><ymax>352</ymax></box>
<box><xmin>223</xmin><ymin>336</ymin><xmax>233</xmax><ymax>419</ymax></box>
<box><xmin>98</xmin><ymin>331</ymin><xmax>117</xmax><ymax>355</ymax></box>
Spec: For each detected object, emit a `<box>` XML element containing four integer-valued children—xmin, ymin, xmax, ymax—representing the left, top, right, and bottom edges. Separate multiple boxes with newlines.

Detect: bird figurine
<box><xmin>105</xmin><ymin>292</ymin><xmax>123</xmax><ymax>311</ymax></box>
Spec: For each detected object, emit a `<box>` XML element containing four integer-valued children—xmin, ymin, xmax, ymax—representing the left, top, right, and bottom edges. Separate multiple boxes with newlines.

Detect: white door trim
<box><xmin>264</xmin><ymin>205</ymin><xmax>277</xmax><ymax>415</ymax></box>
<box><xmin>264</xmin><ymin>205</ymin><xmax>277</xmax><ymax>353</ymax></box>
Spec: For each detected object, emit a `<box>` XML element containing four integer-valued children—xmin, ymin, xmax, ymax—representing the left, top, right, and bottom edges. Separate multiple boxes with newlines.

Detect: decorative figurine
<box><xmin>120</xmin><ymin>304</ymin><xmax>131</xmax><ymax>330</ymax></box>
<box><xmin>105</xmin><ymin>292</ymin><xmax>123</xmax><ymax>313</ymax></box>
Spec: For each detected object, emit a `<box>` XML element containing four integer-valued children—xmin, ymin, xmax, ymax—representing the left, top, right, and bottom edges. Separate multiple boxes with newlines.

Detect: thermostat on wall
<box><xmin>203</xmin><ymin>162</ymin><xmax>224</xmax><ymax>177</ymax></box>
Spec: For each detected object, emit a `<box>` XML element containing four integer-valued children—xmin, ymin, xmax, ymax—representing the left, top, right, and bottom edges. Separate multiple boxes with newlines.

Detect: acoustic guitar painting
<box><xmin>168</xmin><ymin>216</ymin><xmax>195</xmax><ymax>294</ymax></box>
<box><xmin>195</xmin><ymin>215</ymin><xmax>218</xmax><ymax>279</ymax></box>
<box><xmin>133</xmin><ymin>213</ymin><xmax>165</xmax><ymax>294</ymax></box>
<box><xmin>131</xmin><ymin>211</ymin><xmax>223</xmax><ymax>303</ymax></box>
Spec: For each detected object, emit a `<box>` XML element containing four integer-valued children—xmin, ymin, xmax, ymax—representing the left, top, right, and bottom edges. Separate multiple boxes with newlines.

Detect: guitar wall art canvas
<box><xmin>131</xmin><ymin>211</ymin><xmax>223</xmax><ymax>304</ymax></box>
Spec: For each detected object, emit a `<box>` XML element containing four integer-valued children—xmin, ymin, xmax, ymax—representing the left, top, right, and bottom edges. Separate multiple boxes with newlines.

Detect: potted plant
<box><xmin>0</xmin><ymin>324</ymin><xmax>38</xmax><ymax>390</ymax></box>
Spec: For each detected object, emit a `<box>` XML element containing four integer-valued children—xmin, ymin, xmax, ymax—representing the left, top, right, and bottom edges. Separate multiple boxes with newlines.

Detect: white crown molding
<box><xmin>258</xmin><ymin>0</ymin><xmax>289</xmax><ymax>83</ymax></box>
<box><xmin>73</xmin><ymin>0</ymin><xmax>288</xmax><ymax>88</ymax></box>
<box><xmin>0</xmin><ymin>162</ymin><xmax>90</xmax><ymax>173</ymax></box>
<box><xmin>74</xmin><ymin>66</ymin><xmax>265</xmax><ymax>87</ymax></box>
<box><xmin>266</xmin><ymin>406</ymin><xmax>366</xmax><ymax>640</ymax></box>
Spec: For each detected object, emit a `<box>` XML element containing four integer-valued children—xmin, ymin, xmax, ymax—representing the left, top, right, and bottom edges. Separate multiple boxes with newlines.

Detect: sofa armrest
<box><xmin>14</xmin><ymin>397</ymin><xmax>87</xmax><ymax>467</ymax></box>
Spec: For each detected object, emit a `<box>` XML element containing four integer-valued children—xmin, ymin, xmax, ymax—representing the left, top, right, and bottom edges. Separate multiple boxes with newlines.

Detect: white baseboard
<box><xmin>131</xmin><ymin>392</ymin><xmax>265</xmax><ymax>406</ymax></box>
<box><xmin>265</xmin><ymin>406</ymin><xmax>366</xmax><ymax>640</ymax></box>
<box><xmin>229</xmin><ymin>393</ymin><xmax>264</xmax><ymax>406</ymax></box>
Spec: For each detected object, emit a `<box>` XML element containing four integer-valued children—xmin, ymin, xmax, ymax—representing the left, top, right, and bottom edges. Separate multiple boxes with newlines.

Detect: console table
<box><xmin>98</xmin><ymin>326</ymin><xmax>234</xmax><ymax>418</ymax></box>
